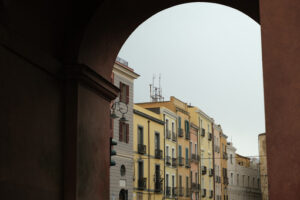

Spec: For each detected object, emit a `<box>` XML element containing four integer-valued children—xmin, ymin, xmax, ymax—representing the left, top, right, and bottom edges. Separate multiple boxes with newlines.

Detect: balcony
<box><xmin>224</xmin><ymin>177</ymin><xmax>229</xmax><ymax>185</ymax></box>
<box><xmin>154</xmin><ymin>180</ymin><xmax>163</xmax><ymax>193</ymax></box>
<box><xmin>138</xmin><ymin>144</ymin><xmax>146</xmax><ymax>154</ymax></box>
<box><xmin>179</xmin><ymin>157</ymin><xmax>184</xmax><ymax>166</ymax></box>
<box><xmin>172</xmin><ymin>157</ymin><xmax>177</xmax><ymax>167</ymax></box>
<box><xmin>192</xmin><ymin>183</ymin><xmax>200</xmax><ymax>191</ymax></box>
<box><xmin>201</xmin><ymin>128</ymin><xmax>205</xmax><ymax>137</ymax></box>
<box><xmin>191</xmin><ymin>154</ymin><xmax>200</xmax><ymax>163</ymax></box>
<box><xmin>209</xmin><ymin>168</ymin><xmax>214</xmax><ymax>177</ymax></box>
<box><xmin>185</xmin><ymin>159</ymin><xmax>191</xmax><ymax>168</ymax></box>
<box><xmin>208</xmin><ymin>133</ymin><xmax>212</xmax><ymax>141</ymax></box>
<box><xmin>172</xmin><ymin>132</ymin><xmax>176</xmax><ymax>141</ymax></box>
<box><xmin>201</xmin><ymin>166</ymin><xmax>207</xmax><ymax>175</ymax></box>
<box><xmin>201</xmin><ymin>188</ymin><xmax>206</xmax><ymax>197</ymax></box>
<box><xmin>185</xmin><ymin>131</ymin><xmax>190</xmax><ymax>140</ymax></box>
<box><xmin>138</xmin><ymin>178</ymin><xmax>147</xmax><ymax>190</ymax></box>
<box><xmin>178</xmin><ymin>187</ymin><xmax>184</xmax><ymax>197</ymax></box>
<box><xmin>178</xmin><ymin>128</ymin><xmax>183</xmax><ymax>137</ymax></box>
<box><xmin>185</xmin><ymin>188</ymin><xmax>191</xmax><ymax>197</ymax></box>
<box><xmin>172</xmin><ymin>187</ymin><xmax>177</xmax><ymax>197</ymax></box>
<box><xmin>166</xmin><ymin>156</ymin><xmax>171</xmax><ymax>165</ymax></box>
<box><xmin>223</xmin><ymin>152</ymin><xmax>228</xmax><ymax>160</ymax></box>
<box><xmin>209</xmin><ymin>190</ymin><xmax>213</xmax><ymax>198</ymax></box>
<box><xmin>166</xmin><ymin>186</ymin><xmax>171</xmax><ymax>197</ymax></box>
<box><xmin>155</xmin><ymin>149</ymin><xmax>163</xmax><ymax>159</ymax></box>
<box><xmin>166</xmin><ymin>130</ymin><xmax>171</xmax><ymax>139</ymax></box>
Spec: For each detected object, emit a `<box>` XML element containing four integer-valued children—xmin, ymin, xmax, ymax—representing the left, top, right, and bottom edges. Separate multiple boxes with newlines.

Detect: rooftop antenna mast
<box><xmin>150</xmin><ymin>73</ymin><xmax>164</xmax><ymax>102</ymax></box>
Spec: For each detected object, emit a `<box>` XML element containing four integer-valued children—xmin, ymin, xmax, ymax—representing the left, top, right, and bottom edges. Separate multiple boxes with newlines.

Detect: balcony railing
<box><xmin>185</xmin><ymin>131</ymin><xmax>190</xmax><ymax>140</ymax></box>
<box><xmin>154</xmin><ymin>180</ymin><xmax>163</xmax><ymax>193</ymax></box>
<box><xmin>185</xmin><ymin>159</ymin><xmax>191</xmax><ymax>168</ymax></box>
<box><xmin>138</xmin><ymin>178</ymin><xmax>147</xmax><ymax>190</ymax></box>
<box><xmin>166</xmin><ymin>156</ymin><xmax>171</xmax><ymax>165</ymax></box>
<box><xmin>191</xmin><ymin>154</ymin><xmax>200</xmax><ymax>163</ymax></box>
<box><xmin>201</xmin><ymin>188</ymin><xmax>206</xmax><ymax>197</ymax></box>
<box><xmin>166</xmin><ymin>130</ymin><xmax>171</xmax><ymax>139</ymax></box>
<box><xmin>209</xmin><ymin>168</ymin><xmax>214</xmax><ymax>177</ymax></box>
<box><xmin>138</xmin><ymin>144</ymin><xmax>146</xmax><ymax>154</ymax></box>
<box><xmin>223</xmin><ymin>152</ymin><xmax>228</xmax><ymax>160</ymax></box>
<box><xmin>172</xmin><ymin>157</ymin><xmax>177</xmax><ymax>167</ymax></box>
<box><xmin>166</xmin><ymin>186</ymin><xmax>171</xmax><ymax>197</ymax></box>
<box><xmin>172</xmin><ymin>132</ymin><xmax>176</xmax><ymax>141</ymax></box>
<box><xmin>209</xmin><ymin>190</ymin><xmax>213</xmax><ymax>198</ymax></box>
<box><xmin>178</xmin><ymin>187</ymin><xmax>184</xmax><ymax>197</ymax></box>
<box><xmin>185</xmin><ymin>188</ymin><xmax>191</xmax><ymax>197</ymax></box>
<box><xmin>192</xmin><ymin>183</ymin><xmax>200</xmax><ymax>191</ymax></box>
<box><xmin>208</xmin><ymin>133</ymin><xmax>212</xmax><ymax>141</ymax></box>
<box><xmin>155</xmin><ymin>149</ymin><xmax>163</xmax><ymax>159</ymax></box>
<box><xmin>172</xmin><ymin>187</ymin><xmax>177</xmax><ymax>197</ymax></box>
<box><xmin>178</xmin><ymin>128</ymin><xmax>183</xmax><ymax>137</ymax></box>
<box><xmin>201</xmin><ymin>166</ymin><xmax>207</xmax><ymax>175</ymax></box>
<box><xmin>179</xmin><ymin>156</ymin><xmax>184</xmax><ymax>166</ymax></box>
<box><xmin>201</xmin><ymin>128</ymin><xmax>205</xmax><ymax>137</ymax></box>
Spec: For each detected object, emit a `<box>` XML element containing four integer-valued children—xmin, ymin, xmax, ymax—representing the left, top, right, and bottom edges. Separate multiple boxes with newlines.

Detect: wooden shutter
<box><xmin>119</xmin><ymin>122</ymin><xmax>123</xmax><ymax>141</ymax></box>
<box><xmin>126</xmin><ymin>123</ymin><xmax>129</xmax><ymax>143</ymax></box>
<box><xmin>126</xmin><ymin>85</ymin><xmax>129</xmax><ymax>104</ymax></box>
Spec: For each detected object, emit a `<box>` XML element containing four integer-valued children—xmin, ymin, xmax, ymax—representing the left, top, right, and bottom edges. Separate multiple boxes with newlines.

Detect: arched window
<box><xmin>120</xmin><ymin>165</ymin><xmax>126</xmax><ymax>176</ymax></box>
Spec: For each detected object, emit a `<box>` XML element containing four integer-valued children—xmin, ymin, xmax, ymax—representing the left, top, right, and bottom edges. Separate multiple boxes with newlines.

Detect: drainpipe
<box><xmin>163</xmin><ymin>114</ymin><xmax>166</xmax><ymax>200</ymax></box>
<box><xmin>212</xmin><ymin>122</ymin><xmax>215</xmax><ymax>200</ymax></box>
<box><xmin>148</xmin><ymin>120</ymin><xmax>150</xmax><ymax>200</ymax></box>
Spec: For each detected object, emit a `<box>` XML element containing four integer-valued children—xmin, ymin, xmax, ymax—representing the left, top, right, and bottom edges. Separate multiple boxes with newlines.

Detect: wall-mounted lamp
<box><xmin>110</xmin><ymin>101</ymin><xmax>128</xmax><ymax>122</ymax></box>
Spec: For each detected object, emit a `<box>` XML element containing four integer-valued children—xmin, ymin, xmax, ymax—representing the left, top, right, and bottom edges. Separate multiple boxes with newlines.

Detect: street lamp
<box><xmin>110</xmin><ymin>100</ymin><xmax>128</xmax><ymax>122</ymax></box>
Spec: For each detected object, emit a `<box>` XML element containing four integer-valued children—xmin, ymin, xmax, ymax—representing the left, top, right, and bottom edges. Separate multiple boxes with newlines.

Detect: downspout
<box><xmin>163</xmin><ymin>114</ymin><xmax>166</xmax><ymax>200</ymax></box>
<box><xmin>212</xmin><ymin>122</ymin><xmax>215</xmax><ymax>200</ymax></box>
<box><xmin>148</xmin><ymin>120</ymin><xmax>150</xmax><ymax>200</ymax></box>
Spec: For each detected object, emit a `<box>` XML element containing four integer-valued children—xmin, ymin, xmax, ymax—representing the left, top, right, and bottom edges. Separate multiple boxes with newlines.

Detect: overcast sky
<box><xmin>118</xmin><ymin>3</ymin><xmax>265</xmax><ymax>156</ymax></box>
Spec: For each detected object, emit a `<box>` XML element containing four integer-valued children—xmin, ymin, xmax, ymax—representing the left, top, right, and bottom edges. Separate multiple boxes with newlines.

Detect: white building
<box><xmin>227</xmin><ymin>142</ymin><xmax>262</xmax><ymax>200</ymax></box>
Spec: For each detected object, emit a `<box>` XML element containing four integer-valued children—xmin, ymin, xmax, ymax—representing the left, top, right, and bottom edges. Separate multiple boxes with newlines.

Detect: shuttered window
<box><xmin>119</xmin><ymin>121</ymin><xmax>129</xmax><ymax>143</ymax></box>
<box><xmin>120</xmin><ymin>82</ymin><xmax>129</xmax><ymax>104</ymax></box>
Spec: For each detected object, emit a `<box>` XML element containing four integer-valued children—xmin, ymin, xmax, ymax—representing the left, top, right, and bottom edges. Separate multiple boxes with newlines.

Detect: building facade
<box><xmin>110</xmin><ymin>59</ymin><xmax>139</xmax><ymax>200</ymax></box>
<box><xmin>227</xmin><ymin>142</ymin><xmax>262</xmax><ymax>200</ymax></box>
<box><xmin>213</xmin><ymin>124</ymin><xmax>222</xmax><ymax>200</ymax></box>
<box><xmin>220</xmin><ymin>133</ymin><xmax>228</xmax><ymax>200</ymax></box>
<box><xmin>258</xmin><ymin>133</ymin><xmax>268</xmax><ymax>200</ymax></box>
<box><xmin>190</xmin><ymin>122</ymin><xmax>200</xmax><ymax>200</ymax></box>
<box><xmin>133</xmin><ymin>105</ymin><xmax>165</xmax><ymax>200</ymax></box>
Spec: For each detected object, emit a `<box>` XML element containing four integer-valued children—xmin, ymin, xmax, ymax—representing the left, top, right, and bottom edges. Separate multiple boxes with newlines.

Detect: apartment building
<box><xmin>133</xmin><ymin>105</ymin><xmax>165</xmax><ymax>200</ymax></box>
<box><xmin>227</xmin><ymin>142</ymin><xmax>262</xmax><ymax>200</ymax></box>
<box><xmin>258</xmin><ymin>133</ymin><xmax>268</xmax><ymax>200</ymax></box>
<box><xmin>220</xmin><ymin>134</ymin><xmax>229</xmax><ymax>200</ymax></box>
<box><xmin>137</xmin><ymin>96</ymin><xmax>191</xmax><ymax>200</ymax></box>
<box><xmin>110</xmin><ymin>58</ymin><xmax>139</xmax><ymax>200</ymax></box>
<box><xmin>213</xmin><ymin>124</ymin><xmax>222</xmax><ymax>200</ymax></box>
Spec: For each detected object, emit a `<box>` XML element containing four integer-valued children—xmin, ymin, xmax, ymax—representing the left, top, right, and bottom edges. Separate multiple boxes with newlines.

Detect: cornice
<box><xmin>65</xmin><ymin>64</ymin><xmax>119</xmax><ymax>102</ymax></box>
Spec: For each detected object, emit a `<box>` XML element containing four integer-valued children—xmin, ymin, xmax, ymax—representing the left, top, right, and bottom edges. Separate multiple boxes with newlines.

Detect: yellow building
<box><xmin>133</xmin><ymin>105</ymin><xmax>165</xmax><ymax>200</ymax></box>
<box><xmin>188</xmin><ymin>106</ymin><xmax>214</xmax><ymax>200</ymax></box>
<box><xmin>220</xmin><ymin>133</ymin><xmax>228</xmax><ymax>200</ymax></box>
<box><xmin>137</xmin><ymin>96</ymin><xmax>191</xmax><ymax>200</ymax></box>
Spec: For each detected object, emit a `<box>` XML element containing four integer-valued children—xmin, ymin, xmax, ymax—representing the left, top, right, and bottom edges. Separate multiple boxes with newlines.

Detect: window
<box><xmin>155</xmin><ymin>132</ymin><xmax>160</xmax><ymax>150</ymax></box>
<box><xmin>172</xmin><ymin>122</ymin><xmax>174</xmax><ymax>133</ymax></box>
<box><xmin>253</xmin><ymin>177</ymin><xmax>255</xmax><ymax>187</ymax></box>
<box><xmin>138</xmin><ymin>161</ymin><xmax>143</xmax><ymax>179</ymax></box>
<box><xmin>120</xmin><ymin>165</ymin><xmax>126</xmax><ymax>176</ymax></box>
<box><xmin>166</xmin><ymin>119</ymin><xmax>169</xmax><ymax>132</ymax></box>
<box><xmin>179</xmin><ymin>145</ymin><xmax>182</xmax><ymax>158</ymax></box>
<box><xmin>166</xmin><ymin>174</ymin><xmax>169</xmax><ymax>187</ymax></box>
<box><xmin>190</xmin><ymin>142</ymin><xmax>193</xmax><ymax>155</ymax></box>
<box><xmin>230</xmin><ymin>154</ymin><xmax>233</xmax><ymax>164</ymax></box>
<box><xmin>237</xmin><ymin>174</ymin><xmax>239</xmax><ymax>185</ymax></box>
<box><xmin>230</xmin><ymin>173</ymin><xmax>233</xmax><ymax>185</ymax></box>
<box><xmin>242</xmin><ymin>175</ymin><xmax>245</xmax><ymax>186</ymax></box>
<box><xmin>185</xmin><ymin>148</ymin><xmax>189</xmax><ymax>164</ymax></box>
<box><xmin>119</xmin><ymin>82</ymin><xmax>129</xmax><ymax>104</ymax></box>
<box><xmin>186</xmin><ymin>176</ymin><xmax>189</xmax><ymax>190</ymax></box>
<box><xmin>179</xmin><ymin>175</ymin><xmax>182</xmax><ymax>188</ymax></box>
<box><xmin>166</xmin><ymin>146</ymin><xmax>169</xmax><ymax>157</ymax></box>
<box><xmin>138</xmin><ymin>126</ymin><xmax>143</xmax><ymax>144</ymax></box>
<box><xmin>119</xmin><ymin>122</ymin><xmax>129</xmax><ymax>143</ymax></box>
<box><xmin>248</xmin><ymin>176</ymin><xmax>250</xmax><ymax>187</ymax></box>
<box><xmin>178</xmin><ymin>117</ymin><xmax>181</xmax><ymax>129</ymax></box>
<box><xmin>195</xmin><ymin>144</ymin><xmax>197</xmax><ymax>156</ymax></box>
<box><xmin>185</xmin><ymin>120</ymin><xmax>189</xmax><ymax>135</ymax></box>
<box><xmin>172</xmin><ymin>148</ymin><xmax>175</xmax><ymax>158</ymax></box>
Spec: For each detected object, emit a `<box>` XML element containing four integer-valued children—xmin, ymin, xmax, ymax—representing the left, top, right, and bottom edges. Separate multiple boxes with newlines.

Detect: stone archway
<box><xmin>1</xmin><ymin>0</ymin><xmax>300</xmax><ymax>200</ymax></box>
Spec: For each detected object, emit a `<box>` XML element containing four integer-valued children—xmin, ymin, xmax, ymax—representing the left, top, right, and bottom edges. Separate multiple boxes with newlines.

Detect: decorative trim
<box><xmin>65</xmin><ymin>64</ymin><xmax>119</xmax><ymax>102</ymax></box>
<box><xmin>133</xmin><ymin>109</ymin><xmax>165</xmax><ymax>125</ymax></box>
